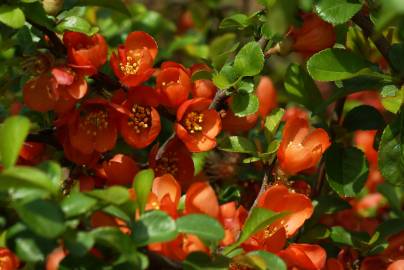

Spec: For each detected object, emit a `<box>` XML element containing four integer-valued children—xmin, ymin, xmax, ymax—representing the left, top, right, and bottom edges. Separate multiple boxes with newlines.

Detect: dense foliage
<box><xmin>0</xmin><ymin>0</ymin><xmax>403</xmax><ymax>269</ymax></box>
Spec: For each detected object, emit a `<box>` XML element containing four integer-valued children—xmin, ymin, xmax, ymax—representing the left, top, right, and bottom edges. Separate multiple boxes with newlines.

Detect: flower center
<box><xmin>184</xmin><ymin>112</ymin><xmax>204</xmax><ymax>133</ymax></box>
<box><xmin>120</xmin><ymin>51</ymin><xmax>142</xmax><ymax>75</ymax></box>
<box><xmin>128</xmin><ymin>104</ymin><xmax>151</xmax><ymax>133</ymax></box>
<box><xmin>161</xmin><ymin>79</ymin><xmax>180</xmax><ymax>87</ymax></box>
<box><xmin>156</xmin><ymin>155</ymin><xmax>179</xmax><ymax>177</ymax></box>
<box><xmin>80</xmin><ymin>110</ymin><xmax>109</xmax><ymax>136</ymax></box>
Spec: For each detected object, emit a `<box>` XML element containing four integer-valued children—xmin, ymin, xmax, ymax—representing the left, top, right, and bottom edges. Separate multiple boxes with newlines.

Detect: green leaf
<box><xmin>343</xmin><ymin>105</ymin><xmax>386</xmax><ymax>131</ymax></box>
<box><xmin>219</xmin><ymin>136</ymin><xmax>257</xmax><ymax>154</ymax></box>
<box><xmin>14</xmin><ymin>199</ymin><xmax>66</xmax><ymax>238</ymax></box>
<box><xmin>132</xmin><ymin>210</ymin><xmax>178</xmax><ymax>246</ymax></box>
<box><xmin>299</xmin><ymin>224</ymin><xmax>330</xmax><ymax>243</ymax></box>
<box><xmin>381</xmin><ymin>86</ymin><xmax>403</xmax><ymax>114</ymax></box>
<box><xmin>0</xmin><ymin>5</ymin><xmax>25</xmax><ymax>29</ymax></box>
<box><xmin>61</xmin><ymin>192</ymin><xmax>97</xmax><ymax>218</ymax></box>
<box><xmin>378</xmin><ymin>112</ymin><xmax>404</xmax><ymax>185</ymax></box>
<box><xmin>15</xmin><ymin>237</ymin><xmax>45</xmax><ymax>262</ymax></box>
<box><xmin>230</xmin><ymin>92</ymin><xmax>259</xmax><ymax>117</ymax></box>
<box><xmin>284</xmin><ymin>64</ymin><xmax>323</xmax><ymax>112</ymax></box>
<box><xmin>264</xmin><ymin>108</ymin><xmax>285</xmax><ymax>142</ymax></box>
<box><xmin>233</xmin><ymin>42</ymin><xmax>264</xmax><ymax>77</ymax></box>
<box><xmin>56</xmin><ymin>16</ymin><xmax>98</xmax><ymax>35</ymax></box>
<box><xmin>0</xmin><ymin>166</ymin><xmax>58</xmax><ymax>195</ymax></box>
<box><xmin>223</xmin><ymin>207</ymin><xmax>285</xmax><ymax>254</ymax></box>
<box><xmin>21</xmin><ymin>2</ymin><xmax>54</xmax><ymax>30</ymax></box>
<box><xmin>315</xmin><ymin>0</ymin><xmax>363</xmax><ymax>25</ymax></box>
<box><xmin>91</xmin><ymin>227</ymin><xmax>137</xmax><ymax>254</ymax></box>
<box><xmin>307</xmin><ymin>48</ymin><xmax>374</xmax><ymax>81</ymax></box>
<box><xmin>183</xmin><ymin>252</ymin><xmax>230</xmax><ymax>270</ymax></box>
<box><xmin>37</xmin><ymin>161</ymin><xmax>62</xmax><ymax>188</ymax></box>
<box><xmin>87</xmin><ymin>186</ymin><xmax>129</xmax><ymax>205</ymax></box>
<box><xmin>191</xmin><ymin>70</ymin><xmax>212</xmax><ymax>81</ymax></box>
<box><xmin>209</xmin><ymin>33</ymin><xmax>239</xmax><ymax>70</ymax></box>
<box><xmin>377</xmin><ymin>183</ymin><xmax>404</xmax><ymax>216</ymax></box>
<box><xmin>212</xmin><ymin>65</ymin><xmax>240</xmax><ymax>90</ymax></box>
<box><xmin>311</xmin><ymin>195</ymin><xmax>351</xmax><ymax>219</ymax></box>
<box><xmin>325</xmin><ymin>144</ymin><xmax>368</xmax><ymax>196</ymax></box>
<box><xmin>176</xmin><ymin>214</ymin><xmax>225</xmax><ymax>243</ymax></box>
<box><xmin>67</xmin><ymin>0</ymin><xmax>131</xmax><ymax>16</ymax></box>
<box><xmin>0</xmin><ymin>116</ymin><xmax>30</xmax><ymax>168</ymax></box>
<box><xmin>64</xmin><ymin>231</ymin><xmax>94</xmax><ymax>257</ymax></box>
<box><xmin>219</xmin><ymin>14</ymin><xmax>249</xmax><ymax>29</ymax></box>
<box><xmin>235</xmin><ymin>250</ymin><xmax>286</xmax><ymax>270</ymax></box>
<box><xmin>133</xmin><ymin>169</ymin><xmax>154</xmax><ymax>215</ymax></box>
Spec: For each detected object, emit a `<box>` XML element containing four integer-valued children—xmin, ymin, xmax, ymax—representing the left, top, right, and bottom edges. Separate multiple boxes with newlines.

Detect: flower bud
<box><xmin>42</xmin><ymin>0</ymin><xmax>64</xmax><ymax>16</ymax></box>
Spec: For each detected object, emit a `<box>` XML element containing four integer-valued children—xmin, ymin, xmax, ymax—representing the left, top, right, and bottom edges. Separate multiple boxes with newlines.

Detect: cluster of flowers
<box><xmin>1</xmin><ymin>12</ymin><xmax>402</xmax><ymax>270</ymax></box>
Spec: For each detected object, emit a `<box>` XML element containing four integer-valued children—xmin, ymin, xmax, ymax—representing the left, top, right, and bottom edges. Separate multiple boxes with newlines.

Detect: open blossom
<box><xmin>0</xmin><ymin>248</ymin><xmax>20</xmax><ymax>270</ymax></box>
<box><xmin>63</xmin><ymin>31</ymin><xmax>108</xmax><ymax>76</ymax></box>
<box><xmin>278</xmin><ymin>243</ymin><xmax>327</xmax><ymax>270</ymax></box>
<box><xmin>102</xmin><ymin>154</ymin><xmax>139</xmax><ymax>186</ymax></box>
<box><xmin>175</xmin><ymin>98</ymin><xmax>222</xmax><ymax>152</ymax></box>
<box><xmin>289</xmin><ymin>13</ymin><xmax>336</xmax><ymax>57</ymax></box>
<box><xmin>278</xmin><ymin>116</ymin><xmax>331</xmax><ymax>175</ymax></box>
<box><xmin>149</xmin><ymin>138</ymin><xmax>195</xmax><ymax>186</ymax></box>
<box><xmin>110</xmin><ymin>31</ymin><xmax>157</xmax><ymax>87</ymax></box>
<box><xmin>243</xmin><ymin>184</ymin><xmax>313</xmax><ymax>253</ymax></box>
<box><xmin>64</xmin><ymin>98</ymin><xmax>118</xmax><ymax>154</ymax></box>
<box><xmin>116</xmin><ymin>86</ymin><xmax>161</xmax><ymax>149</ymax></box>
<box><xmin>23</xmin><ymin>66</ymin><xmax>87</xmax><ymax>113</ymax></box>
<box><xmin>156</xmin><ymin>62</ymin><xmax>192</xmax><ymax>109</ymax></box>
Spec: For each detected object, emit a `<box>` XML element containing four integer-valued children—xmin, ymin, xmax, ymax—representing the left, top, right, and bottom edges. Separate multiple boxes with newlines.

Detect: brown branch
<box><xmin>27</xmin><ymin>19</ymin><xmax>66</xmax><ymax>57</ymax></box>
<box><xmin>352</xmin><ymin>11</ymin><xmax>396</xmax><ymax>73</ymax></box>
<box><xmin>26</xmin><ymin>128</ymin><xmax>61</xmax><ymax>149</ymax></box>
<box><xmin>246</xmin><ymin>157</ymin><xmax>277</xmax><ymax>219</ymax></box>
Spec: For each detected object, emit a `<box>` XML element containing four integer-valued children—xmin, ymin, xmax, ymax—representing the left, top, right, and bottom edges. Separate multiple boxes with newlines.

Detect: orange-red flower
<box><xmin>0</xmin><ymin>248</ymin><xmax>20</xmax><ymax>270</ymax></box>
<box><xmin>18</xmin><ymin>142</ymin><xmax>45</xmax><ymax>165</ymax></box>
<box><xmin>156</xmin><ymin>62</ymin><xmax>192</xmax><ymax>109</ymax></box>
<box><xmin>278</xmin><ymin>116</ymin><xmax>331</xmax><ymax>175</ymax></box>
<box><xmin>175</xmin><ymin>98</ymin><xmax>221</xmax><ymax>152</ymax></box>
<box><xmin>278</xmin><ymin>243</ymin><xmax>327</xmax><ymax>270</ymax></box>
<box><xmin>23</xmin><ymin>66</ymin><xmax>87</xmax><ymax>113</ymax></box>
<box><xmin>110</xmin><ymin>31</ymin><xmax>157</xmax><ymax>87</ymax></box>
<box><xmin>46</xmin><ymin>247</ymin><xmax>67</xmax><ymax>270</ymax></box>
<box><xmin>66</xmin><ymin>98</ymin><xmax>118</xmax><ymax>154</ymax></box>
<box><xmin>222</xmin><ymin>110</ymin><xmax>259</xmax><ymax>134</ymax></box>
<box><xmin>289</xmin><ymin>13</ymin><xmax>336</xmax><ymax>57</ymax></box>
<box><xmin>242</xmin><ymin>184</ymin><xmax>313</xmax><ymax>253</ymax></box>
<box><xmin>190</xmin><ymin>64</ymin><xmax>216</xmax><ymax>99</ymax></box>
<box><xmin>116</xmin><ymin>86</ymin><xmax>161</xmax><ymax>149</ymax></box>
<box><xmin>63</xmin><ymin>31</ymin><xmax>108</xmax><ymax>76</ymax></box>
<box><xmin>185</xmin><ymin>181</ymin><xmax>220</xmax><ymax>218</ymax></box>
<box><xmin>103</xmin><ymin>154</ymin><xmax>139</xmax><ymax>186</ymax></box>
<box><xmin>387</xmin><ymin>260</ymin><xmax>404</xmax><ymax>270</ymax></box>
<box><xmin>149</xmin><ymin>138</ymin><xmax>195</xmax><ymax>186</ymax></box>
<box><xmin>256</xmin><ymin>76</ymin><xmax>278</xmax><ymax>119</ymax></box>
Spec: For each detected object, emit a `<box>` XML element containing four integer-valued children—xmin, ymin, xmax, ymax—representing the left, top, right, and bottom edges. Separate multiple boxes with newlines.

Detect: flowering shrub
<box><xmin>0</xmin><ymin>0</ymin><xmax>403</xmax><ymax>269</ymax></box>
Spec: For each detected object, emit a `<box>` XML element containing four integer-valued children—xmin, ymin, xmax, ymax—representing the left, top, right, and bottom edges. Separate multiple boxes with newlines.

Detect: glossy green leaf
<box><xmin>325</xmin><ymin>144</ymin><xmax>368</xmax><ymax>196</ymax></box>
<box><xmin>230</xmin><ymin>92</ymin><xmax>259</xmax><ymax>117</ymax></box>
<box><xmin>0</xmin><ymin>166</ymin><xmax>58</xmax><ymax>195</ymax></box>
<box><xmin>56</xmin><ymin>16</ymin><xmax>98</xmax><ymax>35</ymax></box>
<box><xmin>378</xmin><ymin>112</ymin><xmax>404</xmax><ymax>185</ymax></box>
<box><xmin>91</xmin><ymin>227</ymin><xmax>137</xmax><ymax>254</ymax></box>
<box><xmin>14</xmin><ymin>199</ymin><xmax>66</xmax><ymax>238</ymax></box>
<box><xmin>307</xmin><ymin>48</ymin><xmax>374</xmax><ymax>81</ymax></box>
<box><xmin>223</xmin><ymin>207</ymin><xmax>285</xmax><ymax>254</ymax></box>
<box><xmin>219</xmin><ymin>136</ymin><xmax>257</xmax><ymax>154</ymax></box>
<box><xmin>0</xmin><ymin>5</ymin><xmax>25</xmax><ymax>29</ymax></box>
<box><xmin>233</xmin><ymin>41</ymin><xmax>264</xmax><ymax>77</ymax></box>
<box><xmin>15</xmin><ymin>237</ymin><xmax>45</xmax><ymax>262</ymax></box>
<box><xmin>315</xmin><ymin>0</ymin><xmax>363</xmax><ymax>25</ymax></box>
<box><xmin>219</xmin><ymin>14</ymin><xmax>249</xmax><ymax>29</ymax></box>
<box><xmin>183</xmin><ymin>252</ymin><xmax>230</xmax><ymax>270</ymax></box>
<box><xmin>176</xmin><ymin>214</ymin><xmax>225</xmax><ymax>243</ymax></box>
<box><xmin>264</xmin><ymin>108</ymin><xmax>284</xmax><ymax>142</ymax></box>
<box><xmin>377</xmin><ymin>183</ymin><xmax>404</xmax><ymax>216</ymax></box>
<box><xmin>67</xmin><ymin>0</ymin><xmax>131</xmax><ymax>16</ymax></box>
<box><xmin>0</xmin><ymin>116</ymin><xmax>30</xmax><ymax>168</ymax></box>
<box><xmin>209</xmin><ymin>33</ymin><xmax>238</xmax><ymax>70</ymax></box>
<box><xmin>87</xmin><ymin>186</ymin><xmax>129</xmax><ymax>205</ymax></box>
<box><xmin>299</xmin><ymin>224</ymin><xmax>330</xmax><ymax>243</ymax></box>
<box><xmin>133</xmin><ymin>169</ymin><xmax>154</xmax><ymax>215</ymax></box>
<box><xmin>37</xmin><ymin>161</ymin><xmax>62</xmax><ymax>188</ymax></box>
<box><xmin>133</xmin><ymin>210</ymin><xmax>178</xmax><ymax>246</ymax></box>
<box><xmin>235</xmin><ymin>250</ymin><xmax>286</xmax><ymax>270</ymax></box>
<box><xmin>284</xmin><ymin>64</ymin><xmax>323</xmax><ymax>112</ymax></box>
<box><xmin>343</xmin><ymin>105</ymin><xmax>385</xmax><ymax>131</ymax></box>
<box><xmin>61</xmin><ymin>192</ymin><xmax>98</xmax><ymax>218</ymax></box>
<box><xmin>64</xmin><ymin>231</ymin><xmax>95</xmax><ymax>257</ymax></box>
<box><xmin>212</xmin><ymin>65</ymin><xmax>240</xmax><ymax>89</ymax></box>
<box><xmin>381</xmin><ymin>86</ymin><xmax>403</xmax><ymax>114</ymax></box>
